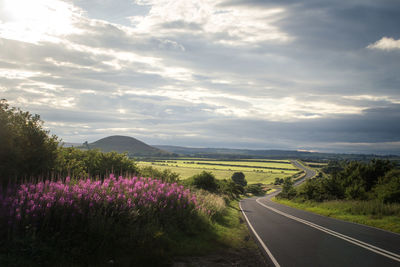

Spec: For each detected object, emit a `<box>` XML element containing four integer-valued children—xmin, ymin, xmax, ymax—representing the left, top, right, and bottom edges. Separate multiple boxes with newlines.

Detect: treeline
<box><xmin>183</xmin><ymin>171</ymin><xmax>265</xmax><ymax>202</ymax></box>
<box><xmin>0</xmin><ymin>100</ymin><xmax>179</xmax><ymax>185</ymax></box>
<box><xmin>279</xmin><ymin>160</ymin><xmax>400</xmax><ymax>203</ymax></box>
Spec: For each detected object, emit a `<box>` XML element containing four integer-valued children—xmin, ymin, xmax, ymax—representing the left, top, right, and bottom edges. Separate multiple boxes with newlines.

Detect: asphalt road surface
<box><xmin>240</xmin><ymin>161</ymin><xmax>400</xmax><ymax>267</ymax></box>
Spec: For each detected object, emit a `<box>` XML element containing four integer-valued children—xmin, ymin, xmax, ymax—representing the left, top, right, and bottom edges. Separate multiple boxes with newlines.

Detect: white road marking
<box><xmin>239</xmin><ymin>201</ymin><xmax>281</xmax><ymax>267</ymax></box>
<box><xmin>256</xmin><ymin>198</ymin><xmax>400</xmax><ymax>263</ymax></box>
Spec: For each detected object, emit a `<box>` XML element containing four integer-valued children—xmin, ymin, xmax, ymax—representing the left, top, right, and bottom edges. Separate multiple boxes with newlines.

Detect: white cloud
<box><xmin>130</xmin><ymin>0</ymin><xmax>292</xmax><ymax>46</ymax></box>
<box><xmin>367</xmin><ymin>37</ymin><xmax>400</xmax><ymax>51</ymax></box>
<box><xmin>343</xmin><ymin>94</ymin><xmax>400</xmax><ymax>104</ymax></box>
<box><xmin>1</xmin><ymin>0</ymin><xmax>399</xmax><ymax>153</ymax></box>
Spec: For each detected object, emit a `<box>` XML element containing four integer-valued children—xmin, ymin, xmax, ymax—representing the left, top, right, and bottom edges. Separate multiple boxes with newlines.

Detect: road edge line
<box><xmin>239</xmin><ymin>200</ymin><xmax>281</xmax><ymax>267</ymax></box>
<box><xmin>256</xmin><ymin>198</ymin><xmax>400</xmax><ymax>263</ymax></box>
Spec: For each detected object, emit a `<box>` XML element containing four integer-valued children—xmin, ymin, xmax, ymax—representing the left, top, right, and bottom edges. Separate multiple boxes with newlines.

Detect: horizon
<box><xmin>1</xmin><ymin>0</ymin><xmax>400</xmax><ymax>155</ymax></box>
<box><xmin>63</xmin><ymin>135</ymin><xmax>400</xmax><ymax>156</ymax></box>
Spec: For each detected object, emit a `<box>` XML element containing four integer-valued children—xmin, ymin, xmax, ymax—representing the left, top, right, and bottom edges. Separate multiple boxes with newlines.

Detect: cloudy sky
<box><xmin>1</xmin><ymin>0</ymin><xmax>400</xmax><ymax>154</ymax></box>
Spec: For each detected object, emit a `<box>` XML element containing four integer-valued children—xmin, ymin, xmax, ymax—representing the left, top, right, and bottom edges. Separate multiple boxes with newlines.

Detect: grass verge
<box><xmin>172</xmin><ymin>200</ymin><xmax>259</xmax><ymax>257</ymax></box>
<box><xmin>273</xmin><ymin>198</ymin><xmax>400</xmax><ymax>234</ymax></box>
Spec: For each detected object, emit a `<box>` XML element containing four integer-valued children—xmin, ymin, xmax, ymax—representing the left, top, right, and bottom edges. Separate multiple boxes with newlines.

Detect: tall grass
<box><xmin>193</xmin><ymin>189</ymin><xmax>226</xmax><ymax>220</ymax></box>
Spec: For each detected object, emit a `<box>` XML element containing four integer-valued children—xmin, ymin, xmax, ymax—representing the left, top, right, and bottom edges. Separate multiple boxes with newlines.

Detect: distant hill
<box><xmin>154</xmin><ymin>145</ymin><xmax>400</xmax><ymax>162</ymax></box>
<box><xmin>85</xmin><ymin>136</ymin><xmax>174</xmax><ymax>157</ymax></box>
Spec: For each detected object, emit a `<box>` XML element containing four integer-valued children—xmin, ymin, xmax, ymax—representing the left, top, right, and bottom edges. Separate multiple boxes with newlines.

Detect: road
<box><xmin>240</xmin><ymin>161</ymin><xmax>400</xmax><ymax>267</ymax></box>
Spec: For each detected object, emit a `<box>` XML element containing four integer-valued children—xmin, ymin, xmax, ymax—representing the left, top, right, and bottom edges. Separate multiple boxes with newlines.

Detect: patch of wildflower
<box><xmin>3</xmin><ymin>175</ymin><xmax>200</xmax><ymax>226</ymax></box>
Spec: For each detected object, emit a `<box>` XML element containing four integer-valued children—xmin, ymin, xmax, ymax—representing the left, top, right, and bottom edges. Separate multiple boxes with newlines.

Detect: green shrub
<box><xmin>56</xmin><ymin>147</ymin><xmax>139</xmax><ymax>178</ymax></box>
<box><xmin>245</xmin><ymin>184</ymin><xmax>265</xmax><ymax>196</ymax></box>
<box><xmin>138</xmin><ymin>165</ymin><xmax>180</xmax><ymax>183</ymax></box>
<box><xmin>231</xmin><ymin>172</ymin><xmax>247</xmax><ymax>187</ymax></box>
<box><xmin>188</xmin><ymin>171</ymin><xmax>218</xmax><ymax>192</ymax></box>
<box><xmin>217</xmin><ymin>179</ymin><xmax>243</xmax><ymax>199</ymax></box>
<box><xmin>374</xmin><ymin>169</ymin><xmax>400</xmax><ymax>203</ymax></box>
<box><xmin>278</xmin><ymin>177</ymin><xmax>296</xmax><ymax>199</ymax></box>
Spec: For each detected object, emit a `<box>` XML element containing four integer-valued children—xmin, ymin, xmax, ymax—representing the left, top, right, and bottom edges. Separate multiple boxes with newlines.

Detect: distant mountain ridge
<box><xmin>153</xmin><ymin>145</ymin><xmax>399</xmax><ymax>161</ymax></box>
<box><xmin>63</xmin><ymin>136</ymin><xmax>399</xmax><ymax>161</ymax></box>
<box><xmin>82</xmin><ymin>136</ymin><xmax>173</xmax><ymax>157</ymax></box>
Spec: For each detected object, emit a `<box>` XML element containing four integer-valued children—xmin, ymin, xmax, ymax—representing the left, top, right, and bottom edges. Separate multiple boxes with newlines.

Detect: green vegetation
<box><xmin>183</xmin><ymin>171</ymin><xmax>244</xmax><ymax>200</ymax></box>
<box><xmin>231</xmin><ymin>172</ymin><xmax>247</xmax><ymax>187</ymax></box>
<box><xmin>0</xmin><ymin>101</ymin><xmax>261</xmax><ymax>266</ymax></box>
<box><xmin>274</xmin><ymin>198</ymin><xmax>400</xmax><ymax>234</ymax></box>
<box><xmin>0</xmin><ymin>99</ymin><xmax>59</xmax><ymax>184</ymax></box>
<box><xmin>56</xmin><ymin>147</ymin><xmax>139</xmax><ymax>178</ymax></box>
<box><xmin>171</xmin><ymin>200</ymin><xmax>260</xmax><ymax>264</ymax></box>
<box><xmin>138</xmin><ymin>159</ymin><xmax>299</xmax><ymax>185</ymax></box>
<box><xmin>276</xmin><ymin>159</ymin><xmax>400</xmax><ymax>233</ymax></box>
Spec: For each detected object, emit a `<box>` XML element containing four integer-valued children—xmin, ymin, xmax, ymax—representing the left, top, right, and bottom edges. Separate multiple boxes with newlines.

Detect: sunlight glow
<box><xmin>0</xmin><ymin>0</ymin><xmax>82</xmax><ymax>43</ymax></box>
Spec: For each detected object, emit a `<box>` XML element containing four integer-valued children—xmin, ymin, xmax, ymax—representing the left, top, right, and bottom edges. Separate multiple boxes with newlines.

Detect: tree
<box><xmin>191</xmin><ymin>171</ymin><xmax>218</xmax><ymax>192</ymax></box>
<box><xmin>279</xmin><ymin>177</ymin><xmax>296</xmax><ymax>199</ymax></box>
<box><xmin>0</xmin><ymin>99</ymin><xmax>59</xmax><ymax>184</ymax></box>
<box><xmin>231</xmin><ymin>172</ymin><xmax>247</xmax><ymax>187</ymax></box>
<box><xmin>374</xmin><ymin>169</ymin><xmax>400</xmax><ymax>203</ymax></box>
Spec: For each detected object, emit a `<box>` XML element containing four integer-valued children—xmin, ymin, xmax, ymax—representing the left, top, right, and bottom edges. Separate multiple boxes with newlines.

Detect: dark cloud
<box><xmin>1</xmin><ymin>0</ymin><xmax>400</xmax><ymax>154</ymax></box>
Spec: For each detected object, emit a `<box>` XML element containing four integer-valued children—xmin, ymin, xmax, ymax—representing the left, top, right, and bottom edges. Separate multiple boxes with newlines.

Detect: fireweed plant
<box><xmin>0</xmin><ymin>175</ymin><xmax>213</xmax><ymax>266</ymax></box>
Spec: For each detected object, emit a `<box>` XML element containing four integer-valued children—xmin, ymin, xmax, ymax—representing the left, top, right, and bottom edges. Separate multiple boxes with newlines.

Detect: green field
<box><xmin>138</xmin><ymin>158</ymin><xmax>300</xmax><ymax>184</ymax></box>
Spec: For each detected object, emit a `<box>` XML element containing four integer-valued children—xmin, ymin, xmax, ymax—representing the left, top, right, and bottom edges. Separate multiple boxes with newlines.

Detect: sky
<box><xmin>1</xmin><ymin>0</ymin><xmax>400</xmax><ymax>154</ymax></box>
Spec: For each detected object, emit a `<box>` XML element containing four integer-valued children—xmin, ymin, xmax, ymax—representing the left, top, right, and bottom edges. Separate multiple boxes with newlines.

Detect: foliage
<box><xmin>274</xmin><ymin>177</ymin><xmax>284</xmax><ymax>185</ymax></box>
<box><xmin>374</xmin><ymin>169</ymin><xmax>400</xmax><ymax>203</ymax></box>
<box><xmin>184</xmin><ymin>171</ymin><xmax>244</xmax><ymax>200</ymax></box>
<box><xmin>187</xmin><ymin>171</ymin><xmax>219</xmax><ymax>192</ymax></box>
<box><xmin>217</xmin><ymin>179</ymin><xmax>244</xmax><ymax>199</ymax></box>
<box><xmin>0</xmin><ymin>99</ymin><xmax>59</xmax><ymax>184</ymax></box>
<box><xmin>231</xmin><ymin>172</ymin><xmax>247</xmax><ymax>187</ymax></box>
<box><xmin>274</xmin><ymin>198</ymin><xmax>400</xmax><ymax>234</ymax></box>
<box><xmin>278</xmin><ymin>177</ymin><xmax>296</xmax><ymax>199</ymax></box>
<box><xmin>321</xmin><ymin>160</ymin><xmax>344</xmax><ymax>175</ymax></box>
<box><xmin>0</xmin><ymin>175</ymin><xmax>209</xmax><ymax>266</ymax></box>
<box><xmin>244</xmin><ymin>183</ymin><xmax>265</xmax><ymax>196</ymax></box>
<box><xmin>56</xmin><ymin>147</ymin><xmax>139</xmax><ymax>178</ymax></box>
<box><xmin>279</xmin><ymin>159</ymin><xmax>400</xmax><ymax>204</ymax></box>
<box><xmin>138</xmin><ymin>165</ymin><xmax>180</xmax><ymax>183</ymax></box>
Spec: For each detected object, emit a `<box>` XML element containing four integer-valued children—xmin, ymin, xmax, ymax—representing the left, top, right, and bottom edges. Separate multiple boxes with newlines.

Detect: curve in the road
<box><xmin>241</xmin><ymin>160</ymin><xmax>400</xmax><ymax>267</ymax></box>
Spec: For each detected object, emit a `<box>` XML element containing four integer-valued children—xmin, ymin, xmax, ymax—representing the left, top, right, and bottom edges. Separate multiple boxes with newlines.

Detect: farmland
<box><xmin>138</xmin><ymin>158</ymin><xmax>301</xmax><ymax>184</ymax></box>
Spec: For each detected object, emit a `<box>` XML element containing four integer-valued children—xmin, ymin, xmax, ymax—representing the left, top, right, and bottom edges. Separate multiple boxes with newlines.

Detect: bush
<box><xmin>56</xmin><ymin>148</ymin><xmax>139</xmax><ymax>178</ymax></box>
<box><xmin>278</xmin><ymin>178</ymin><xmax>296</xmax><ymax>199</ymax></box>
<box><xmin>188</xmin><ymin>171</ymin><xmax>218</xmax><ymax>192</ymax></box>
<box><xmin>231</xmin><ymin>172</ymin><xmax>247</xmax><ymax>187</ymax></box>
<box><xmin>245</xmin><ymin>184</ymin><xmax>265</xmax><ymax>196</ymax></box>
<box><xmin>138</xmin><ymin>166</ymin><xmax>180</xmax><ymax>183</ymax></box>
<box><xmin>374</xmin><ymin>169</ymin><xmax>400</xmax><ymax>203</ymax></box>
<box><xmin>280</xmin><ymin>159</ymin><xmax>400</xmax><ymax>205</ymax></box>
<box><xmin>0</xmin><ymin>100</ymin><xmax>59</xmax><ymax>184</ymax></box>
<box><xmin>217</xmin><ymin>179</ymin><xmax>243</xmax><ymax>199</ymax></box>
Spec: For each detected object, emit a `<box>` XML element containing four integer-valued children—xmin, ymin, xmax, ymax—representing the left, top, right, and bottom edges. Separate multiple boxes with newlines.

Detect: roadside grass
<box><xmin>170</xmin><ymin>200</ymin><xmax>259</xmax><ymax>259</ymax></box>
<box><xmin>273</xmin><ymin>198</ymin><xmax>400</xmax><ymax>234</ymax></box>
